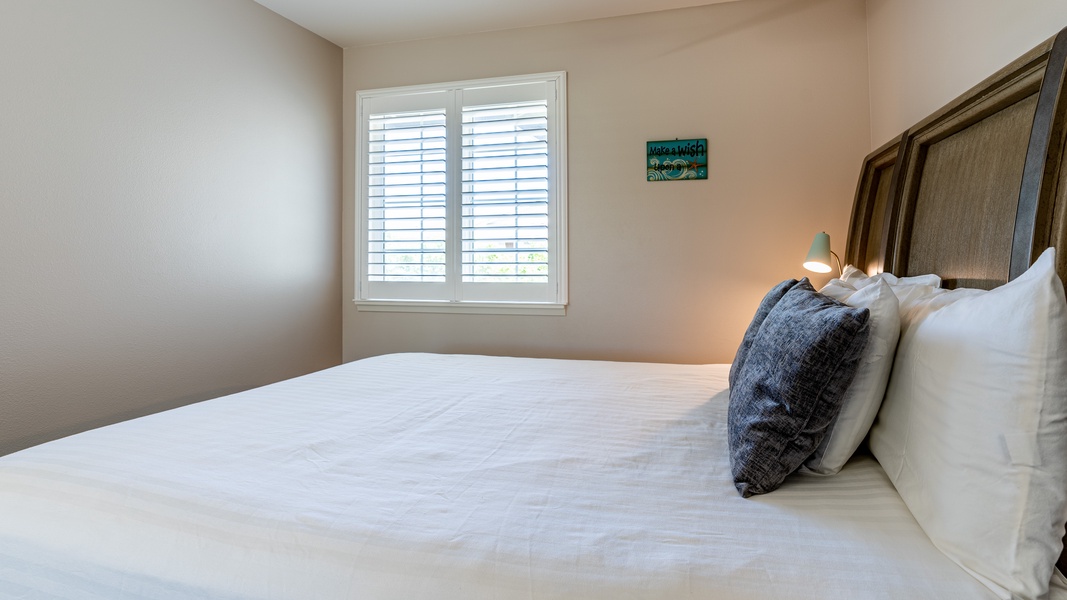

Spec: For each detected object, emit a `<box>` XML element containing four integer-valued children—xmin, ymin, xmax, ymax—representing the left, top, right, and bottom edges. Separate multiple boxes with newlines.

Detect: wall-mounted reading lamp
<box><xmin>803</xmin><ymin>231</ymin><xmax>843</xmax><ymax>275</ymax></box>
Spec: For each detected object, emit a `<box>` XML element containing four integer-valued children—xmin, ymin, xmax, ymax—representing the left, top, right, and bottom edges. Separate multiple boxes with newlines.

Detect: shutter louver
<box><xmin>367</xmin><ymin>109</ymin><xmax>447</xmax><ymax>282</ymax></box>
<box><xmin>462</xmin><ymin>101</ymin><xmax>549</xmax><ymax>283</ymax></box>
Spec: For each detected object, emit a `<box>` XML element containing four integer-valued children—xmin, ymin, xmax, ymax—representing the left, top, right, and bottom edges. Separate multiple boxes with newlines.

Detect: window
<box><xmin>355</xmin><ymin>73</ymin><xmax>567</xmax><ymax>315</ymax></box>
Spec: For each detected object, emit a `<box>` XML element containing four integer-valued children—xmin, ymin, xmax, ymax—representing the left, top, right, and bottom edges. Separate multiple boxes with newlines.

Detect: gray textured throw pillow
<box><xmin>728</xmin><ymin>279</ymin><xmax>871</xmax><ymax>497</ymax></box>
<box><xmin>729</xmin><ymin>278</ymin><xmax>800</xmax><ymax>389</ymax></box>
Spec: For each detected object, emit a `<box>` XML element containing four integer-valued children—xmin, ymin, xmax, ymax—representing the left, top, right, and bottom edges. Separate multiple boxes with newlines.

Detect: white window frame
<box><xmin>355</xmin><ymin>72</ymin><xmax>568</xmax><ymax>316</ymax></box>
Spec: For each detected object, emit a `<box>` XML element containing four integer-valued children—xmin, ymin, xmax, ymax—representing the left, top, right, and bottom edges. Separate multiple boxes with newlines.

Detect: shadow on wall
<box><xmin>662</xmin><ymin>0</ymin><xmax>834</xmax><ymax>56</ymax></box>
<box><xmin>1</xmin><ymin>385</ymin><xmax>250</xmax><ymax>458</ymax></box>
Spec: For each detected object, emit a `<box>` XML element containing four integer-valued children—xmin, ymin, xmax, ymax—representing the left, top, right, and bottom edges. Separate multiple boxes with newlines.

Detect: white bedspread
<box><xmin>0</xmin><ymin>353</ymin><xmax>997</xmax><ymax>599</ymax></box>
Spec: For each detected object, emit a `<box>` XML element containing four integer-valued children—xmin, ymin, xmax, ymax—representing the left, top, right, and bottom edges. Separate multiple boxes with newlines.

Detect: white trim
<box><xmin>355</xmin><ymin>93</ymin><xmax>367</xmax><ymax>304</ymax></box>
<box><xmin>356</xmin><ymin>72</ymin><xmax>568</xmax><ymax>102</ymax></box>
<box><xmin>355</xmin><ymin>299</ymin><xmax>566</xmax><ymax>316</ymax></box>
<box><xmin>446</xmin><ymin>89</ymin><xmax>462</xmax><ymax>302</ymax></box>
<box><xmin>552</xmin><ymin>73</ymin><xmax>569</xmax><ymax>307</ymax></box>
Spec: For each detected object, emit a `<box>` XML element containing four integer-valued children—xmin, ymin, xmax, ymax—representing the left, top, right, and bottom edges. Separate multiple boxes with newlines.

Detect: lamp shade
<box><xmin>803</xmin><ymin>232</ymin><xmax>833</xmax><ymax>273</ymax></box>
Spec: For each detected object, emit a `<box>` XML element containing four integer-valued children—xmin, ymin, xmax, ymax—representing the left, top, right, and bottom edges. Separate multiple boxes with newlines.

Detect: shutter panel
<box><xmin>461</xmin><ymin>101</ymin><xmax>549</xmax><ymax>284</ymax></box>
<box><xmin>367</xmin><ymin>109</ymin><xmax>447</xmax><ymax>282</ymax></box>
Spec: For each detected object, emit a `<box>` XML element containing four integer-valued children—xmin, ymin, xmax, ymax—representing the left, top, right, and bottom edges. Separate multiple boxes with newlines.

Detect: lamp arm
<box><xmin>830</xmin><ymin>251</ymin><xmax>843</xmax><ymax>276</ymax></box>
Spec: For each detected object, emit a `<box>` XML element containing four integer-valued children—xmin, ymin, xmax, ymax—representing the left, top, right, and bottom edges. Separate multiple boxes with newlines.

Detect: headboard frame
<box><xmin>846</xmin><ymin>27</ymin><xmax>1067</xmax><ymax>291</ymax></box>
<box><xmin>1017</xmin><ymin>30</ymin><xmax>1067</xmax><ymax>283</ymax></box>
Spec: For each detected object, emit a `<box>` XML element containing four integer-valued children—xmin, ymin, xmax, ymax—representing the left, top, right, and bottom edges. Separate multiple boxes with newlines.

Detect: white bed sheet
<box><xmin>0</xmin><ymin>353</ymin><xmax>1000</xmax><ymax>599</ymax></box>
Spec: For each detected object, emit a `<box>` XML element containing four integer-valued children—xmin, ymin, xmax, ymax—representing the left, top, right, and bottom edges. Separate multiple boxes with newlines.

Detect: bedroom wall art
<box><xmin>646</xmin><ymin>138</ymin><xmax>708</xmax><ymax>181</ymax></box>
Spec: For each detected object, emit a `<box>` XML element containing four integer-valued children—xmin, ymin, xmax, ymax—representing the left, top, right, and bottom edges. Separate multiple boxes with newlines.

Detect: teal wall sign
<box><xmin>647</xmin><ymin>138</ymin><xmax>707</xmax><ymax>181</ymax></box>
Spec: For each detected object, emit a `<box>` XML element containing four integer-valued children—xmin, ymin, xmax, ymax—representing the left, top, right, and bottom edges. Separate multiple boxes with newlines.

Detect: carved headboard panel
<box><xmin>843</xmin><ymin>134</ymin><xmax>903</xmax><ymax>276</ymax></box>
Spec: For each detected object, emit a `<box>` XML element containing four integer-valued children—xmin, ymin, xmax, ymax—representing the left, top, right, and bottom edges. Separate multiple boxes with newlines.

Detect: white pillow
<box><xmin>869</xmin><ymin>248</ymin><xmax>1067</xmax><ymax>599</ymax></box>
<box><xmin>838</xmin><ymin>264</ymin><xmax>942</xmax><ymax>292</ymax></box>
<box><xmin>803</xmin><ymin>279</ymin><xmax>900</xmax><ymax>475</ymax></box>
<box><xmin>840</xmin><ymin>264</ymin><xmax>868</xmax><ymax>283</ymax></box>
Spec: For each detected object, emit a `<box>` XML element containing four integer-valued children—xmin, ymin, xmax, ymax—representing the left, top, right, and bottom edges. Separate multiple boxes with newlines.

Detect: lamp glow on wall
<box><xmin>803</xmin><ymin>232</ymin><xmax>843</xmax><ymax>275</ymax></box>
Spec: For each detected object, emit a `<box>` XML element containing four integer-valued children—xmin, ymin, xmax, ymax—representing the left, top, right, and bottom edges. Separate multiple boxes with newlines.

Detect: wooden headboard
<box><xmin>844</xmin><ymin>26</ymin><xmax>1067</xmax><ymax>573</ymax></box>
<box><xmin>846</xmin><ymin>27</ymin><xmax>1067</xmax><ymax>291</ymax></box>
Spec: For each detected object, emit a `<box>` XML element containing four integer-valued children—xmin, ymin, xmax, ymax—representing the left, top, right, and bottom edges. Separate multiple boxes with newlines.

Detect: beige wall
<box><xmin>0</xmin><ymin>0</ymin><xmax>342</xmax><ymax>455</ymax></box>
<box><xmin>867</xmin><ymin>0</ymin><xmax>1067</xmax><ymax>147</ymax></box>
<box><xmin>343</xmin><ymin>0</ymin><xmax>871</xmax><ymax>365</ymax></box>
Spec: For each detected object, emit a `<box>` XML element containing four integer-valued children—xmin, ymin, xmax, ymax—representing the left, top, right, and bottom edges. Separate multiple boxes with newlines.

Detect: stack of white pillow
<box><xmin>802</xmin><ymin>269</ymin><xmax>938</xmax><ymax>475</ymax></box>
<box><xmin>820</xmin><ymin>248</ymin><xmax>1067</xmax><ymax>600</ymax></box>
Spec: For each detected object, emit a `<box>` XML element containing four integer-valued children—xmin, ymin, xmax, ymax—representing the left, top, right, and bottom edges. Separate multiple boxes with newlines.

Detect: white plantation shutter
<box><xmin>462</xmin><ymin>100</ymin><xmax>549</xmax><ymax>284</ymax></box>
<box><xmin>357</xmin><ymin>74</ymin><xmax>567</xmax><ymax>312</ymax></box>
<box><xmin>367</xmin><ymin>109</ymin><xmax>447</xmax><ymax>283</ymax></box>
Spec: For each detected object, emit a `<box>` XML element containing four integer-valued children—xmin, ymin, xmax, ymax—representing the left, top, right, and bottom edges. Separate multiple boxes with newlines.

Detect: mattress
<box><xmin>0</xmin><ymin>353</ymin><xmax>998</xmax><ymax>599</ymax></box>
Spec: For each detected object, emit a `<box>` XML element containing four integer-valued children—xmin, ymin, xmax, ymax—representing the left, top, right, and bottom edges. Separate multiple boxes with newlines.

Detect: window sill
<box><xmin>354</xmin><ymin>300</ymin><xmax>566</xmax><ymax>316</ymax></box>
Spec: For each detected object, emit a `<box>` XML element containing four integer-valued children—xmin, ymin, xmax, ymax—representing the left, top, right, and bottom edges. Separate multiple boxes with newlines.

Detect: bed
<box><xmin>5</xmin><ymin>28</ymin><xmax>1067</xmax><ymax>600</ymax></box>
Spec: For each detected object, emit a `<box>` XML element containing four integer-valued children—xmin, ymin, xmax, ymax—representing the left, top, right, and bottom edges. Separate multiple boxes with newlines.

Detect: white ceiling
<box><xmin>253</xmin><ymin>0</ymin><xmax>742</xmax><ymax>48</ymax></box>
